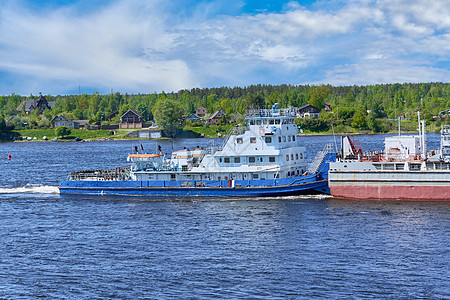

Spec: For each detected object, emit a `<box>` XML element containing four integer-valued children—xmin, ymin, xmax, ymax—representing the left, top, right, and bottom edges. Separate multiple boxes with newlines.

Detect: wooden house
<box><xmin>186</xmin><ymin>114</ymin><xmax>202</xmax><ymax>121</ymax></box>
<box><xmin>206</xmin><ymin>110</ymin><xmax>226</xmax><ymax>125</ymax></box>
<box><xmin>107</xmin><ymin>110</ymin><xmax>119</xmax><ymax>122</ymax></box>
<box><xmin>17</xmin><ymin>95</ymin><xmax>55</xmax><ymax>114</ymax></box>
<box><xmin>196</xmin><ymin>107</ymin><xmax>207</xmax><ymax>116</ymax></box>
<box><xmin>51</xmin><ymin>115</ymin><xmax>79</xmax><ymax>129</ymax></box>
<box><xmin>120</xmin><ymin>109</ymin><xmax>143</xmax><ymax>129</ymax></box>
<box><xmin>297</xmin><ymin>104</ymin><xmax>320</xmax><ymax>119</ymax></box>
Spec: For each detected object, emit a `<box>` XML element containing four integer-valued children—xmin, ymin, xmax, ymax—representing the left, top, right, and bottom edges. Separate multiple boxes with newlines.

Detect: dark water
<box><xmin>0</xmin><ymin>135</ymin><xmax>448</xmax><ymax>299</ymax></box>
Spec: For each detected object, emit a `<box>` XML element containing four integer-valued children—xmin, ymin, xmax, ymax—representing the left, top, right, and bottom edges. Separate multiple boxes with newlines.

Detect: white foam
<box><xmin>0</xmin><ymin>184</ymin><xmax>59</xmax><ymax>194</ymax></box>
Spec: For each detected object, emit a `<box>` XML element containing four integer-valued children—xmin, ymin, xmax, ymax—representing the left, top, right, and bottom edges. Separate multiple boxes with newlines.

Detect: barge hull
<box><xmin>59</xmin><ymin>179</ymin><xmax>329</xmax><ymax>197</ymax></box>
<box><xmin>330</xmin><ymin>185</ymin><xmax>449</xmax><ymax>201</ymax></box>
<box><xmin>329</xmin><ymin>169</ymin><xmax>450</xmax><ymax>201</ymax></box>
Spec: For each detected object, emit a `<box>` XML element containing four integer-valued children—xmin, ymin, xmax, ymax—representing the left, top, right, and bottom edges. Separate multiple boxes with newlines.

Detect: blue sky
<box><xmin>0</xmin><ymin>0</ymin><xmax>449</xmax><ymax>95</ymax></box>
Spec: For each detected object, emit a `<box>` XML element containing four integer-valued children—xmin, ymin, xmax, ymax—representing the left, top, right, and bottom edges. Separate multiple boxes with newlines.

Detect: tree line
<box><xmin>1</xmin><ymin>82</ymin><xmax>449</xmax><ymax>135</ymax></box>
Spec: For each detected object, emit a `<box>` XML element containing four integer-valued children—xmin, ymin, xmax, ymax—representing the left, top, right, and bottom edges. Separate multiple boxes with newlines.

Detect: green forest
<box><xmin>1</xmin><ymin>82</ymin><xmax>449</xmax><ymax>139</ymax></box>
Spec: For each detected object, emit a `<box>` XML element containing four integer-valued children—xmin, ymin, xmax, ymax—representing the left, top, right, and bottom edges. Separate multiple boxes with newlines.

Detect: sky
<box><xmin>0</xmin><ymin>0</ymin><xmax>449</xmax><ymax>96</ymax></box>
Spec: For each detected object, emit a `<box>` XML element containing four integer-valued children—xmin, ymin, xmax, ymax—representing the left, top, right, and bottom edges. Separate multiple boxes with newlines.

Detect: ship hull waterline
<box><xmin>330</xmin><ymin>180</ymin><xmax>449</xmax><ymax>201</ymax></box>
<box><xmin>330</xmin><ymin>185</ymin><xmax>449</xmax><ymax>201</ymax></box>
<box><xmin>59</xmin><ymin>178</ymin><xmax>330</xmax><ymax>197</ymax></box>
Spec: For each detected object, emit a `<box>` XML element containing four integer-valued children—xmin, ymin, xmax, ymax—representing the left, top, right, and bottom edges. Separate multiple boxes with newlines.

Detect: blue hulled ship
<box><xmin>59</xmin><ymin>106</ymin><xmax>336</xmax><ymax>197</ymax></box>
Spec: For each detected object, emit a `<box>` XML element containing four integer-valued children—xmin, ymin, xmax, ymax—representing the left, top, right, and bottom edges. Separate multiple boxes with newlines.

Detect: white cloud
<box><xmin>0</xmin><ymin>0</ymin><xmax>448</xmax><ymax>95</ymax></box>
<box><xmin>0</xmin><ymin>0</ymin><xmax>193</xmax><ymax>94</ymax></box>
<box><xmin>321</xmin><ymin>59</ymin><xmax>450</xmax><ymax>86</ymax></box>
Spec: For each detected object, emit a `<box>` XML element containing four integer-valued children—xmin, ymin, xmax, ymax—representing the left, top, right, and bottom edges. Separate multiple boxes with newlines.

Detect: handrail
<box><xmin>307</xmin><ymin>143</ymin><xmax>334</xmax><ymax>174</ymax></box>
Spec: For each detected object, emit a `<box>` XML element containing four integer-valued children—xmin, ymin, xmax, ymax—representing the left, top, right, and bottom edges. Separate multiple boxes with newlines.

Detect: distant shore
<box><xmin>3</xmin><ymin>128</ymin><xmax>438</xmax><ymax>143</ymax></box>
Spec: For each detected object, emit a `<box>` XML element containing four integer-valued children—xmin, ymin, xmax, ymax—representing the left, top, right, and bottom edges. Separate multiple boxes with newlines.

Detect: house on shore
<box><xmin>297</xmin><ymin>104</ymin><xmax>320</xmax><ymax>119</ymax></box>
<box><xmin>72</xmin><ymin>119</ymin><xmax>90</xmax><ymax>129</ymax></box>
<box><xmin>51</xmin><ymin>115</ymin><xmax>79</xmax><ymax>129</ymax></box>
<box><xmin>107</xmin><ymin>110</ymin><xmax>119</xmax><ymax>122</ymax></box>
<box><xmin>196</xmin><ymin>107</ymin><xmax>207</xmax><ymax>116</ymax></box>
<box><xmin>206</xmin><ymin>110</ymin><xmax>226</xmax><ymax>125</ymax></box>
<box><xmin>120</xmin><ymin>109</ymin><xmax>144</xmax><ymax>129</ymax></box>
<box><xmin>186</xmin><ymin>113</ymin><xmax>202</xmax><ymax>121</ymax></box>
<box><xmin>17</xmin><ymin>95</ymin><xmax>55</xmax><ymax>114</ymax></box>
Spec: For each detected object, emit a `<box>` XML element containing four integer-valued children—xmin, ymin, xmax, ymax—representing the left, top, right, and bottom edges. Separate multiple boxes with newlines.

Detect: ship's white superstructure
<box><xmin>129</xmin><ymin>106</ymin><xmax>307</xmax><ymax>182</ymax></box>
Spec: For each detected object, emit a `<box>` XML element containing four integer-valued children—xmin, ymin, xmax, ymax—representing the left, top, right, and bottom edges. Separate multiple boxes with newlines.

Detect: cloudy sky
<box><xmin>0</xmin><ymin>0</ymin><xmax>449</xmax><ymax>95</ymax></box>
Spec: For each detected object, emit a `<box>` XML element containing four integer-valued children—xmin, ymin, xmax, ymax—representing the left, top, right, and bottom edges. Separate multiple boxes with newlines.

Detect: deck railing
<box><xmin>69</xmin><ymin>167</ymin><xmax>130</xmax><ymax>181</ymax></box>
<box><xmin>307</xmin><ymin>143</ymin><xmax>334</xmax><ymax>174</ymax></box>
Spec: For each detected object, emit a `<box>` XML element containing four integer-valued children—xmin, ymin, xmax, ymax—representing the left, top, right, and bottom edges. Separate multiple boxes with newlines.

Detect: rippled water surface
<box><xmin>0</xmin><ymin>135</ymin><xmax>448</xmax><ymax>298</ymax></box>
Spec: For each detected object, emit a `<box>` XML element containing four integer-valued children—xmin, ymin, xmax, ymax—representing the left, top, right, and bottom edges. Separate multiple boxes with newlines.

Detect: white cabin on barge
<box><xmin>128</xmin><ymin>107</ymin><xmax>307</xmax><ymax>182</ymax></box>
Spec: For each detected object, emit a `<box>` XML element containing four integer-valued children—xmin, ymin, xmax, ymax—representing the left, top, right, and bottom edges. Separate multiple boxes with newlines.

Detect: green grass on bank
<box><xmin>7</xmin><ymin>118</ymin><xmax>445</xmax><ymax>142</ymax></box>
<box><xmin>13</xmin><ymin>129</ymin><xmax>127</xmax><ymax>141</ymax></box>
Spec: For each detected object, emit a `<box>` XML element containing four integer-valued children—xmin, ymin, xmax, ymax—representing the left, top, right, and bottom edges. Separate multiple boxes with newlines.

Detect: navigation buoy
<box><xmin>8</xmin><ymin>154</ymin><xmax>11</xmax><ymax>160</ymax></box>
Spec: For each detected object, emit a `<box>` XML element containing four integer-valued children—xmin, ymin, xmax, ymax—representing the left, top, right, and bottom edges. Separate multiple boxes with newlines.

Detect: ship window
<box><xmin>269</xmin><ymin>119</ymin><xmax>274</xmax><ymax>125</ymax></box>
<box><xmin>253</xmin><ymin>174</ymin><xmax>259</xmax><ymax>179</ymax></box>
<box><xmin>269</xmin><ymin>157</ymin><xmax>275</xmax><ymax>162</ymax></box>
<box><xmin>224</xmin><ymin>157</ymin><xmax>230</xmax><ymax>163</ymax></box>
<box><xmin>288</xmin><ymin>171</ymin><xmax>290</xmax><ymax>176</ymax></box>
<box><xmin>283</xmin><ymin>136</ymin><xmax>286</xmax><ymax>142</ymax></box>
<box><xmin>293</xmin><ymin>136</ymin><xmax>296</xmax><ymax>141</ymax></box>
<box><xmin>291</xmin><ymin>154</ymin><xmax>294</xmax><ymax>160</ymax></box>
<box><xmin>286</xmin><ymin>155</ymin><xmax>289</xmax><ymax>161</ymax></box>
<box><xmin>250</xmin><ymin>137</ymin><xmax>256</xmax><ymax>143</ymax></box>
<box><xmin>182</xmin><ymin>165</ymin><xmax>188</xmax><ymax>172</ymax></box>
<box><xmin>274</xmin><ymin>174</ymin><xmax>279</xmax><ymax>178</ymax></box>
<box><xmin>275</xmin><ymin>119</ymin><xmax>280</xmax><ymax>124</ymax></box>
<box><xmin>260</xmin><ymin>157</ymin><xmax>263</xmax><ymax>162</ymax></box>
<box><xmin>296</xmin><ymin>153</ymin><xmax>299</xmax><ymax>160</ymax></box>
<box><xmin>234</xmin><ymin>157</ymin><xmax>240</xmax><ymax>163</ymax></box>
<box><xmin>288</xmin><ymin>136</ymin><xmax>291</xmax><ymax>142</ymax></box>
<box><xmin>257</xmin><ymin>120</ymin><xmax>262</xmax><ymax>125</ymax></box>
<box><xmin>237</xmin><ymin>138</ymin><xmax>243</xmax><ymax>144</ymax></box>
<box><xmin>219</xmin><ymin>158</ymin><xmax>222</xmax><ymax>162</ymax></box>
<box><xmin>249</xmin><ymin>157</ymin><xmax>256</xmax><ymax>163</ymax></box>
<box><xmin>171</xmin><ymin>174</ymin><xmax>176</xmax><ymax>180</ymax></box>
<box><xmin>278</xmin><ymin>136</ymin><xmax>281</xmax><ymax>143</ymax></box>
<box><xmin>265</xmin><ymin>137</ymin><xmax>272</xmax><ymax>143</ymax></box>
<box><xmin>300</xmin><ymin>153</ymin><xmax>303</xmax><ymax>159</ymax></box>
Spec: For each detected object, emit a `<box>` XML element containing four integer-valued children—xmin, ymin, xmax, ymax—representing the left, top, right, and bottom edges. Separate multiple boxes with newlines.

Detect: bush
<box><xmin>296</xmin><ymin>118</ymin><xmax>330</xmax><ymax>132</ymax></box>
<box><xmin>55</xmin><ymin>126</ymin><xmax>71</xmax><ymax>137</ymax></box>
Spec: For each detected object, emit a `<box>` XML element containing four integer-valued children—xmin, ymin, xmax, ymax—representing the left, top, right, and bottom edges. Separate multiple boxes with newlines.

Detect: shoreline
<box><xmin>2</xmin><ymin>130</ymin><xmax>439</xmax><ymax>143</ymax></box>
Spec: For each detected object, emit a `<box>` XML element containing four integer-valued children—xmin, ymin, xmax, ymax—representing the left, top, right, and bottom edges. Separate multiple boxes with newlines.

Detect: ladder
<box><xmin>307</xmin><ymin>143</ymin><xmax>334</xmax><ymax>174</ymax></box>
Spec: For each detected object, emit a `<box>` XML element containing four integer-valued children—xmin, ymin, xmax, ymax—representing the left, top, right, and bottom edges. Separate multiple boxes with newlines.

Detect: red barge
<box><xmin>329</xmin><ymin>115</ymin><xmax>450</xmax><ymax>201</ymax></box>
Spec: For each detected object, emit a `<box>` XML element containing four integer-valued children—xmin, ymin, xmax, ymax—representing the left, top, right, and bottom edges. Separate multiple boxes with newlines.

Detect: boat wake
<box><xmin>0</xmin><ymin>184</ymin><xmax>59</xmax><ymax>194</ymax></box>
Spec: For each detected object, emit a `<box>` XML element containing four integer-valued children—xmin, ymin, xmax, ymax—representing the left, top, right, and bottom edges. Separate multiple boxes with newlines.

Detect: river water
<box><xmin>0</xmin><ymin>134</ymin><xmax>448</xmax><ymax>298</ymax></box>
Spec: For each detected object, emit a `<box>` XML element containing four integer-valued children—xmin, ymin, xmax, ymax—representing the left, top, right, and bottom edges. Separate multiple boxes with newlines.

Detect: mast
<box><xmin>417</xmin><ymin>111</ymin><xmax>422</xmax><ymax>157</ymax></box>
<box><xmin>422</xmin><ymin>119</ymin><xmax>427</xmax><ymax>160</ymax></box>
